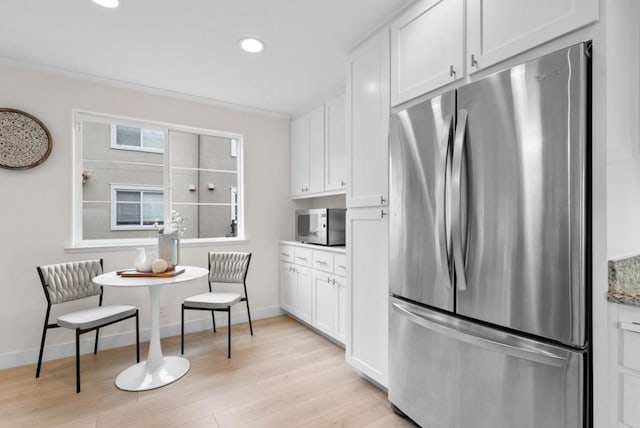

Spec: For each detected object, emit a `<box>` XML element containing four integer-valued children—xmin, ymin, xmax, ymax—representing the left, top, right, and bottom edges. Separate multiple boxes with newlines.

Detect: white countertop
<box><xmin>280</xmin><ymin>240</ymin><xmax>346</xmax><ymax>254</ymax></box>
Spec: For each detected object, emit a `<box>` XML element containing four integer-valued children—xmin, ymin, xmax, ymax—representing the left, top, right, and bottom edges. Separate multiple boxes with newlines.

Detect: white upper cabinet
<box><xmin>290</xmin><ymin>95</ymin><xmax>346</xmax><ymax>199</ymax></box>
<box><xmin>325</xmin><ymin>93</ymin><xmax>347</xmax><ymax>192</ymax></box>
<box><xmin>391</xmin><ymin>0</ymin><xmax>464</xmax><ymax>106</ymax></box>
<box><xmin>307</xmin><ymin>105</ymin><xmax>325</xmax><ymax>194</ymax></box>
<box><xmin>388</xmin><ymin>0</ymin><xmax>598</xmax><ymax>103</ymax></box>
<box><xmin>346</xmin><ymin>29</ymin><xmax>390</xmax><ymax>208</ymax></box>
<box><xmin>291</xmin><ymin>116</ymin><xmax>309</xmax><ymax>197</ymax></box>
<box><xmin>467</xmin><ymin>0</ymin><xmax>598</xmax><ymax>73</ymax></box>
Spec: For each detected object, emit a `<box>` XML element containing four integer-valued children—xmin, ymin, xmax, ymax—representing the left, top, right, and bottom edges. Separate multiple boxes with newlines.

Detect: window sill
<box><xmin>65</xmin><ymin>236</ymin><xmax>249</xmax><ymax>253</ymax></box>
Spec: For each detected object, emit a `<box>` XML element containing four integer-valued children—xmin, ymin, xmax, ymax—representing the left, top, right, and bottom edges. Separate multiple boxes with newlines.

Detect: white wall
<box><xmin>0</xmin><ymin>63</ymin><xmax>296</xmax><ymax>368</ymax></box>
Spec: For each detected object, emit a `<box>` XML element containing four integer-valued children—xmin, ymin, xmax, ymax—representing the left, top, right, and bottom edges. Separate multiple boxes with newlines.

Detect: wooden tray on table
<box><xmin>116</xmin><ymin>268</ymin><xmax>185</xmax><ymax>278</ymax></box>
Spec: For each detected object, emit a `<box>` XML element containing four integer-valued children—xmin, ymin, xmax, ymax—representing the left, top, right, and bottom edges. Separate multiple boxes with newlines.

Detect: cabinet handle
<box><xmin>337</xmin><ymin>265</ymin><xmax>346</xmax><ymax>269</ymax></box>
<box><xmin>296</xmin><ymin>256</ymin><xmax>308</xmax><ymax>261</ymax></box>
<box><xmin>280</xmin><ymin>252</ymin><xmax>290</xmax><ymax>257</ymax></box>
<box><xmin>380</xmin><ymin>196</ymin><xmax>386</xmax><ymax>205</ymax></box>
<box><xmin>327</xmin><ymin>277</ymin><xmax>331</xmax><ymax>283</ymax></box>
<box><xmin>315</xmin><ymin>260</ymin><xmax>328</xmax><ymax>265</ymax></box>
<box><xmin>332</xmin><ymin>279</ymin><xmax>337</xmax><ymax>285</ymax></box>
<box><xmin>471</xmin><ymin>54</ymin><xmax>479</xmax><ymax>68</ymax></box>
<box><xmin>340</xmin><ymin>180</ymin><xmax>346</xmax><ymax>187</ymax></box>
<box><xmin>620</xmin><ymin>322</ymin><xmax>640</xmax><ymax>334</ymax></box>
<box><xmin>381</xmin><ymin>210</ymin><xmax>387</xmax><ymax>218</ymax></box>
<box><xmin>449</xmin><ymin>65</ymin><xmax>456</xmax><ymax>77</ymax></box>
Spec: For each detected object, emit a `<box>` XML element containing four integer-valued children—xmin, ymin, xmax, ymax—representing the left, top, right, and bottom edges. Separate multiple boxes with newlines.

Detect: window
<box><xmin>111</xmin><ymin>125</ymin><xmax>164</xmax><ymax>153</ymax></box>
<box><xmin>110</xmin><ymin>184</ymin><xmax>164</xmax><ymax>230</ymax></box>
<box><xmin>74</xmin><ymin>112</ymin><xmax>244</xmax><ymax>245</ymax></box>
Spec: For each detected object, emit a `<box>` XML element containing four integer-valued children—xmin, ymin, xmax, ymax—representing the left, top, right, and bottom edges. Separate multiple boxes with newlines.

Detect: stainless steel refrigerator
<box><xmin>388</xmin><ymin>43</ymin><xmax>590</xmax><ymax>428</ymax></box>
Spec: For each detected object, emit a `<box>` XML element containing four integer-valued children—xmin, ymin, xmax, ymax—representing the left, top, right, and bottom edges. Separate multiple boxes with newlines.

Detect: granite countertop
<box><xmin>608</xmin><ymin>255</ymin><xmax>640</xmax><ymax>306</ymax></box>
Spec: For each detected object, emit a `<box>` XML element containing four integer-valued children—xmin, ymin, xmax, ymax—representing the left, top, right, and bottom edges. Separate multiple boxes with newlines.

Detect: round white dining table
<box><xmin>93</xmin><ymin>265</ymin><xmax>208</xmax><ymax>391</ymax></box>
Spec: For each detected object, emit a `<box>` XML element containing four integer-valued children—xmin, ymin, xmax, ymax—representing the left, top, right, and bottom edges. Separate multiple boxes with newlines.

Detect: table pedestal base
<box><xmin>115</xmin><ymin>356</ymin><xmax>190</xmax><ymax>391</ymax></box>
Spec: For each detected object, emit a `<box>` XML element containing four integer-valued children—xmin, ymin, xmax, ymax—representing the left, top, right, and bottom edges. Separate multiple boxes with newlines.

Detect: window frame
<box><xmin>71</xmin><ymin>110</ymin><xmax>245</xmax><ymax>249</ymax></box>
<box><xmin>110</xmin><ymin>184</ymin><xmax>165</xmax><ymax>231</ymax></box>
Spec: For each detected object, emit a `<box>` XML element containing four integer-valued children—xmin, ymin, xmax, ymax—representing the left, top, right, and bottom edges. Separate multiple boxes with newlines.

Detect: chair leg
<box><xmin>245</xmin><ymin>298</ymin><xmax>254</xmax><ymax>336</ymax></box>
<box><xmin>227</xmin><ymin>308</ymin><xmax>231</xmax><ymax>359</ymax></box>
<box><xmin>75</xmin><ymin>329</ymin><xmax>81</xmax><ymax>393</ymax></box>
<box><xmin>35</xmin><ymin>309</ymin><xmax>50</xmax><ymax>379</ymax></box>
<box><xmin>181</xmin><ymin>304</ymin><xmax>185</xmax><ymax>355</ymax></box>
<box><xmin>211</xmin><ymin>310</ymin><xmax>217</xmax><ymax>333</ymax></box>
<box><xmin>94</xmin><ymin>327</ymin><xmax>100</xmax><ymax>354</ymax></box>
<box><xmin>135</xmin><ymin>310</ymin><xmax>140</xmax><ymax>363</ymax></box>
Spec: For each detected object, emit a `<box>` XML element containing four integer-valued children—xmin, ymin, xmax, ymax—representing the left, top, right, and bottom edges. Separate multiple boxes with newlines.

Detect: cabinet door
<box><xmin>291</xmin><ymin>116</ymin><xmax>309</xmax><ymax>197</ymax></box>
<box><xmin>346</xmin><ymin>29</ymin><xmax>390</xmax><ymax>208</ymax></box>
<box><xmin>279</xmin><ymin>261</ymin><xmax>296</xmax><ymax>313</ymax></box>
<box><xmin>295</xmin><ymin>266</ymin><xmax>313</xmax><ymax>323</ymax></box>
<box><xmin>467</xmin><ymin>0</ymin><xmax>598</xmax><ymax>73</ymax></box>
<box><xmin>325</xmin><ymin>93</ymin><xmax>347</xmax><ymax>192</ymax></box>
<box><xmin>334</xmin><ymin>275</ymin><xmax>347</xmax><ymax>344</ymax></box>
<box><xmin>390</xmin><ymin>0</ymin><xmax>464</xmax><ymax>106</ymax></box>
<box><xmin>307</xmin><ymin>105</ymin><xmax>325</xmax><ymax>194</ymax></box>
<box><xmin>623</xmin><ymin>372</ymin><xmax>640</xmax><ymax>427</ymax></box>
<box><xmin>312</xmin><ymin>273</ymin><xmax>335</xmax><ymax>336</ymax></box>
<box><xmin>347</xmin><ymin>207</ymin><xmax>389</xmax><ymax>386</ymax></box>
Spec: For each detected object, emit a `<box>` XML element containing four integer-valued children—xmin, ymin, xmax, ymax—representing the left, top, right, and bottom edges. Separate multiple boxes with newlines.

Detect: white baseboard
<box><xmin>0</xmin><ymin>306</ymin><xmax>283</xmax><ymax>371</ymax></box>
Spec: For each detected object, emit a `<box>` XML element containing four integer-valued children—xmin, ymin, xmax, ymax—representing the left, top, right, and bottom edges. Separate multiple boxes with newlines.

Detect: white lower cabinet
<box><xmin>279</xmin><ymin>243</ymin><xmax>347</xmax><ymax>345</ymax></box>
<box><xmin>294</xmin><ymin>267</ymin><xmax>313</xmax><ymax>323</ymax></box>
<box><xmin>610</xmin><ymin>303</ymin><xmax>640</xmax><ymax>428</ymax></box>
<box><xmin>279</xmin><ymin>261</ymin><xmax>296</xmax><ymax>313</ymax></box>
<box><xmin>334</xmin><ymin>274</ymin><xmax>347</xmax><ymax>344</ymax></box>
<box><xmin>312</xmin><ymin>274</ymin><xmax>335</xmax><ymax>336</ymax></box>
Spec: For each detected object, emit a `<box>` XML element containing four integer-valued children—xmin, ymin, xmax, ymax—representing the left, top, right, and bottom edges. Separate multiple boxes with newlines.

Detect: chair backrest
<box><xmin>208</xmin><ymin>252</ymin><xmax>251</xmax><ymax>284</ymax></box>
<box><xmin>37</xmin><ymin>260</ymin><xmax>103</xmax><ymax>305</ymax></box>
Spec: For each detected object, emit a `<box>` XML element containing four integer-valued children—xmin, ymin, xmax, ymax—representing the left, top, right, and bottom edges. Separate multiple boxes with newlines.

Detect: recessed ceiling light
<box><xmin>239</xmin><ymin>37</ymin><xmax>265</xmax><ymax>54</ymax></box>
<box><xmin>91</xmin><ymin>0</ymin><xmax>119</xmax><ymax>8</ymax></box>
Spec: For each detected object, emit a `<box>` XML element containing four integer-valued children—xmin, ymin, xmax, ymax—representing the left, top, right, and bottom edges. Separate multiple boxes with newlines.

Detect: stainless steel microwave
<box><xmin>295</xmin><ymin>208</ymin><xmax>346</xmax><ymax>246</ymax></box>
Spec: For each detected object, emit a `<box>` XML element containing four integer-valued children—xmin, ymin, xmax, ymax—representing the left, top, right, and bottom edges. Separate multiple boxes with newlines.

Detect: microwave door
<box><xmin>298</xmin><ymin>214</ymin><xmax>310</xmax><ymax>238</ymax></box>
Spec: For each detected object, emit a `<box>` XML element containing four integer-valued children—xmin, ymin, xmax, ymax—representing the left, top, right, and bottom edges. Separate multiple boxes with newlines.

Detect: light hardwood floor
<box><xmin>0</xmin><ymin>315</ymin><xmax>414</xmax><ymax>427</ymax></box>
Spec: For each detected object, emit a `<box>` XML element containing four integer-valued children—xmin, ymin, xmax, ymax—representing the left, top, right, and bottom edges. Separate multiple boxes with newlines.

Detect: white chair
<box><xmin>36</xmin><ymin>259</ymin><xmax>139</xmax><ymax>393</ymax></box>
<box><xmin>181</xmin><ymin>252</ymin><xmax>252</xmax><ymax>358</ymax></box>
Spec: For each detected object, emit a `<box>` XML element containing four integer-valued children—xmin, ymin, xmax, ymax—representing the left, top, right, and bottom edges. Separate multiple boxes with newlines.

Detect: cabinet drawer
<box><xmin>294</xmin><ymin>247</ymin><xmax>313</xmax><ymax>267</ymax></box>
<box><xmin>334</xmin><ymin>254</ymin><xmax>347</xmax><ymax>277</ymax></box>
<box><xmin>622</xmin><ymin>322</ymin><xmax>640</xmax><ymax>372</ymax></box>
<box><xmin>312</xmin><ymin>250</ymin><xmax>334</xmax><ymax>274</ymax></box>
<box><xmin>279</xmin><ymin>245</ymin><xmax>294</xmax><ymax>263</ymax></box>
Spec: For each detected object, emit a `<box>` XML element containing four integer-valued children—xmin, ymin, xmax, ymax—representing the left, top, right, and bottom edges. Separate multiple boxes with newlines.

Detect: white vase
<box><xmin>134</xmin><ymin>248</ymin><xmax>155</xmax><ymax>272</ymax></box>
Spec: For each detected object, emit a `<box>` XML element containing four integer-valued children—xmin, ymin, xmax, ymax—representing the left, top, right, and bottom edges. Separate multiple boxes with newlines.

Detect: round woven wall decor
<box><xmin>0</xmin><ymin>108</ymin><xmax>52</xmax><ymax>170</ymax></box>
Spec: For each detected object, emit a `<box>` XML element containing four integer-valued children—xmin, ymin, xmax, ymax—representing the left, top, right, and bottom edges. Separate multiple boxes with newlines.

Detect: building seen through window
<box><xmin>76</xmin><ymin>113</ymin><xmax>243</xmax><ymax>243</ymax></box>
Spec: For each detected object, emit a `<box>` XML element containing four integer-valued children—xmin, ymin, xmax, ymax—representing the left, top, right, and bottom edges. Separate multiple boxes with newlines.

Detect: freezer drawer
<box><xmin>389</xmin><ymin>298</ymin><xmax>585</xmax><ymax>428</ymax></box>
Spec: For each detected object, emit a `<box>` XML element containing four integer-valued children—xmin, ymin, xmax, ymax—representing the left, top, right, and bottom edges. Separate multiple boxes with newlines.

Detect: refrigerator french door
<box><xmin>388</xmin><ymin>42</ymin><xmax>590</xmax><ymax>428</ymax></box>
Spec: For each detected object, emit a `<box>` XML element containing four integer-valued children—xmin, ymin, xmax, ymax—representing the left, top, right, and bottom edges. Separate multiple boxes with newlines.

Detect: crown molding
<box><xmin>0</xmin><ymin>56</ymin><xmax>292</xmax><ymax>120</ymax></box>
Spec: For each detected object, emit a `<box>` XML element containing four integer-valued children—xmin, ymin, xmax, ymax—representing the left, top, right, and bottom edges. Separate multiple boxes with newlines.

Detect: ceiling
<box><xmin>0</xmin><ymin>0</ymin><xmax>412</xmax><ymax>117</ymax></box>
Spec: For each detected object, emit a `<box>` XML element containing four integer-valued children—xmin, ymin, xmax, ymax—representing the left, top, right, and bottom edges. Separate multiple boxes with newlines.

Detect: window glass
<box><xmin>142</xmin><ymin>129</ymin><xmax>164</xmax><ymax>150</ymax></box>
<box><xmin>142</xmin><ymin>191</ymin><xmax>164</xmax><ymax>225</ymax></box>
<box><xmin>76</xmin><ymin>113</ymin><xmax>243</xmax><ymax>244</ymax></box>
<box><xmin>116</xmin><ymin>191</ymin><xmax>141</xmax><ymax>225</ymax></box>
<box><xmin>116</xmin><ymin>126</ymin><xmax>142</xmax><ymax>147</ymax></box>
<box><xmin>170</xmin><ymin>131</ymin><xmax>240</xmax><ymax>239</ymax></box>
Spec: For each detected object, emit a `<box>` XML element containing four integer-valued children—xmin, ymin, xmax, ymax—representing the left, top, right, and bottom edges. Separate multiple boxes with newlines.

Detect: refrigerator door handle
<box><xmin>391</xmin><ymin>301</ymin><xmax>568</xmax><ymax>368</ymax></box>
<box><xmin>439</xmin><ymin>113</ymin><xmax>454</xmax><ymax>287</ymax></box>
<box><xmin>452</xmin><ymin>109</ymin><xmax>468</xmax><ymax>291</ymax></box>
